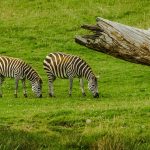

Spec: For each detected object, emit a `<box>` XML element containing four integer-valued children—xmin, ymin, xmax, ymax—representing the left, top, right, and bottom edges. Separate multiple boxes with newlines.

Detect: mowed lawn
<box><xmin>0</xmin><ymin>0</ymin><xmax>150</xmax><ymax>149</ymax></box>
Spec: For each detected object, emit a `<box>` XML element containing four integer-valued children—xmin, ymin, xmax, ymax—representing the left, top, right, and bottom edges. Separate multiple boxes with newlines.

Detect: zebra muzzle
<box><xmin>93</xmin><ymin>93</ymin><xmax>99</xmax><ymax>98</ymax></box>
<box><xmin>39</xmin><ymin>94</ymin><xmax>42</xmax><ymax>98</ymax></box>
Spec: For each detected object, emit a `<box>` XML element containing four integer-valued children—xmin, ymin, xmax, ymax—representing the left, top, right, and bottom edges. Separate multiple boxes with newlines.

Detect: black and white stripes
<box><xmin>0</xmin><ymin>56</ymin><xmax>42</xmax><ymax>98</ymax></box>
<box><xmin>0</xmin><ymin>53</ymin><xmax>99</xmax><ymax>98</ymax></box>
<box><xmin>43</xmin><ymin>52</ymin><xmax>99</xmax><ymax>98</ymax></box>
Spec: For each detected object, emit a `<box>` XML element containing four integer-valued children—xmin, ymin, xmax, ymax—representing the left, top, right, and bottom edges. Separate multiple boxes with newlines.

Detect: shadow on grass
<box><xmin>0</xmin><ymin>124</ymin><xmax>149</xmax><ymax>150</ymax></box>
<box><xmin>0</xmin><ymin>125</ymin><xmax>61</xmax><ymax>150</ymax></box>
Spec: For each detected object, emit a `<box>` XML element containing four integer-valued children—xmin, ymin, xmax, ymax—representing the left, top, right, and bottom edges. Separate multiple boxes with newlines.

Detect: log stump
<box><xmin>75</xmin><ymin>17</ymin><xmax>150</xmax><ymax>66</ymax></box>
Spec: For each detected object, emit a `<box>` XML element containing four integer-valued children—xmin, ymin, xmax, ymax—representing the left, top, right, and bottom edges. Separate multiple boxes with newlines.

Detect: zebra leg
<box><xmin>49</xmin><ymin>81</ymin><xmax>54</xmax><ymax>97</ymax></box>
<box><xmin>22</xmin><ymin>79</ymin><xmax>27</xmax><ymax>97</ymax></box>
<box><xmin>48</xmin><ymin>76</ymin><xmax>56</xmax><ymax>97</ymax></box>
<box><xmin>14</xmin><ymin>78</ymin><xmax>19</xmax><ymax>98</ymax></box>
<box><xmin>0</xmin><ymin>75</ymin><xmax>5</xmax><ymax>97</ymax></box>
<box><xmin>69</xmin><ymin>78</ymin><xmax>73</xmax><ymax>96</ymax></box>
<box><xmin>66</xmin><ymin>66</ymin><xmax>75</xmax><ymax>97</ymax></box>
<box><xmin>79</xmin><ymin>78</ymin><xmax>86</xmax><ymax>96</ymax></box>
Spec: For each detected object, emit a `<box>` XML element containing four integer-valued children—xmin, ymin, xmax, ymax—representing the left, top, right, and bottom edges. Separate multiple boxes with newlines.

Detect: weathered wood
<box><xmin>75</xmin><ymin>17</ymin><xmax>150</xmax><ymax>66</ymax></box>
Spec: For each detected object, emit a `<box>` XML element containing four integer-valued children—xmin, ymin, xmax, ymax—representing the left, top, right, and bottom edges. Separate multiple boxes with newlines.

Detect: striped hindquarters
<box><xmin>0</xmin><ymin>56</ymin><xmax>25</xmax><ymax>78</ymax></box>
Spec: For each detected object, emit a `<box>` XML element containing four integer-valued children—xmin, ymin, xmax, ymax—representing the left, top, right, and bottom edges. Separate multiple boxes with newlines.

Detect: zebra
<box><xmin>43</xmin><ymin>52</ymin><xmax>99</xmax><ymax>98</ymax></box>
<box><xmin>0</xmin><ymin>56</ymin><xmax>42</xmax><ymax>98</ymax></box>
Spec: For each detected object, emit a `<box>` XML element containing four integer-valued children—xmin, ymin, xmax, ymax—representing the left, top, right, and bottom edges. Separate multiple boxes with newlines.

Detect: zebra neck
<box><xmin>84</xmin><ymin>71</ymin><xmax>95</xmax><ymax>81</ymax></box>
<box><xmin>24</xmin><ymin>67</ymin><xmax>38</xmax><ymax>82</ymax></box>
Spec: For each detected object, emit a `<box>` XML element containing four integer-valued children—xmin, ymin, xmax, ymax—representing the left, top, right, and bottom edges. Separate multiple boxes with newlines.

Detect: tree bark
<box><xmin>75</xmin><ymin>17</ymin><xmax>150</xmax><ymax>66</ymax></box>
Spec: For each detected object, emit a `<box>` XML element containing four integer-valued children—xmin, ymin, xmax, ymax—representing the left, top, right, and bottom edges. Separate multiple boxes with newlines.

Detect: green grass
<box><xmin>0</xmin><ymin>0</ymin><xmax>150</xmax><ymax>149</ymax></box>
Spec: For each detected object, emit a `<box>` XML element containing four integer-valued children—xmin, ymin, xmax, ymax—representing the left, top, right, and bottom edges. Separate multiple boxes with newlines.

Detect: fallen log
<box><xmin>75</xmin><ymin>17</ymin><xmax>150</xmax><ymax>66</ymax></box>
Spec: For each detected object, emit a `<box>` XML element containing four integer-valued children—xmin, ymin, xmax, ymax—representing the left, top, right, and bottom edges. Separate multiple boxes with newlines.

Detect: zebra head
<box><xmin>31</xmin><ymin>78</ymin><xmax>43</xmax><ymax>98</ymax></box>
<box><xmin>88</xmin><ymin>76</ymin><xmax>99</xmax><ymax>98</ymax></box>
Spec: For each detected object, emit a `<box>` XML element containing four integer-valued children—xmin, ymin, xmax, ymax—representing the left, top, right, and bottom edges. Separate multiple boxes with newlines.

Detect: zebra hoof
<box><xmin>14</xmin><ymin>94</ymin><xmax>17</xmax><ymax>98</ymax></box>
<box><xmin>82</xmin><ymin>93</ymin><xmax>86</xmax><ymax>97</ymax></box>
<box><xmin>24</xmin><ymin>94</ymin><xmax>27</xmax><ymax>98</ymax></box>
<box><xmin>0</xmin><ymin>95</ymin><xmax>2</xmax><ymax>98</ymax></box>
<box><xmin>49</xmin><ymin>93</ymin><xmax>54</xmax><ymax>97</ymax></box>
<box><xmin>69</xmin><ymin>94</ymin><xmax>72</xmax><ymax>97</ymax></box>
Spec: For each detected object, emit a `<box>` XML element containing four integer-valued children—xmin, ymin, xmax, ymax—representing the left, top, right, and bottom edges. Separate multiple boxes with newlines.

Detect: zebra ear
<box><xmin>96</xmin><ymin>75</ymin><xmax>100</xmax><ymax>79</ymax></box>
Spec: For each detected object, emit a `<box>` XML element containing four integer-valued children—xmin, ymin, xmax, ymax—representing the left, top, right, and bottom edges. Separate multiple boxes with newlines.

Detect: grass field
<box><xmin>0</xmin><ymin>0</ymin><xmax>150</xmax><ymax>149</ymax></box>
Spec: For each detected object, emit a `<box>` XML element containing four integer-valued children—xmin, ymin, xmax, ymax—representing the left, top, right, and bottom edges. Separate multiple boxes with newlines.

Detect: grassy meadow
<box><xmin>0</xmin><ymin>0</ymin><xmax>150</xmax><ymax>149</ymax></box>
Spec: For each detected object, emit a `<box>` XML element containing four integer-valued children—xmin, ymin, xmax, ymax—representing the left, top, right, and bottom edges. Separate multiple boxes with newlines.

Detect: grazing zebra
<box><xmin>43</xmin><ymin>52</ymin><xmax>99</xmax><ymax>98</ymax></box>
<box><xmin>0</xmin><ymin>56</ymin><xmax>42</xmax><ymax>98</ymax></box>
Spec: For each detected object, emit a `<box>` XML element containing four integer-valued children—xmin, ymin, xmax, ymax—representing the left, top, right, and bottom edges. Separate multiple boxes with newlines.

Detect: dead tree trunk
<box><xmin>75</xmin><ymin>17</ymin><xmax>150</xmax><ymax>66</ymax></box>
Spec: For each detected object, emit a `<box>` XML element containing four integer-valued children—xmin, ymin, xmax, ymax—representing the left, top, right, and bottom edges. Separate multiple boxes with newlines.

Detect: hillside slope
<box><xmin>0</xmin><ymin>0</ymin><xmax>150</xmax><ymax>149</ymax></box>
